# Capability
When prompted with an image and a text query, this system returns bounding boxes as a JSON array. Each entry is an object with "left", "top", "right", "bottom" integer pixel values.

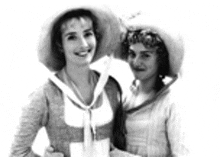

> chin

[{"left": 134, "top": 75, "right": 144, "bottom": 81}]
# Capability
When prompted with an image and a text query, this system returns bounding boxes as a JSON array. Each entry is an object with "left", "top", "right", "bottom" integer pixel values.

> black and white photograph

[{"left": 1, "top": 0, "right": 220, "bottom": 157}]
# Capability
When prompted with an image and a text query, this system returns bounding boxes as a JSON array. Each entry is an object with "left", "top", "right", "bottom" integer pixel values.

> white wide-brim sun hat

[
  {"left": 116, "top": 13, "right": 184, "bottom": 77},
  {"left": 38, "top": 4, "right": 125, "bottom": 71}
]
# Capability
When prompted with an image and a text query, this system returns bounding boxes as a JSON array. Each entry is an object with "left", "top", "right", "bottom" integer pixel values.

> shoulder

[
  {"left": 27, "top": 79, "right": 61, "bottom": 105},
  {"left": 156, "top": 76, "right": 182, "bottom": 105},
  {"left": 157, "top": 81, "right": 186, "bottom": 118}
]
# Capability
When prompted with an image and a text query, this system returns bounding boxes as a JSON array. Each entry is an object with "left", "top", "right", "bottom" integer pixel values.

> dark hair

[
  {"left": 123, "top": 28, "right": 170, "bottom": 90},
  {"left": 45, "top": 9, "right": 99, "bottom": 71}
]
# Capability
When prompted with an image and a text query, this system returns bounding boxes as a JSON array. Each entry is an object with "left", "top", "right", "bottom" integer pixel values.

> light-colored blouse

[{"left": 124, "top": 79, "right": 189, "bottom": 157}]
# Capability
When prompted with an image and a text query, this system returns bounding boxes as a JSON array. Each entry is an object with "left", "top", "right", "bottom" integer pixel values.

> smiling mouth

[
  {"left": 133, "top": 69, "right": 145, "bottom": 73},
  {"left": 75, "top": 49, "right": 91, "bottom": 57},
  {"left": 132, "top": 67, "right": 145, "bottom": 72}
]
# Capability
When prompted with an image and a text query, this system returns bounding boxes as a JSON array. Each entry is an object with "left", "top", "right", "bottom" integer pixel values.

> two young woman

[{"left": 10, "top": 5, "right": 189, "bottom": 157}]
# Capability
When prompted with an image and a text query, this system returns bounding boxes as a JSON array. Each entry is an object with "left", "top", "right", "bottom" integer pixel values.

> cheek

[
  {"left": 91, "top": 37, "right": 97, "bottom": 47},
  {"left": 64, "top": 41, "right": 78, "bottom": 51},
  {"left": 151, "top": 62, "right": 159, "bottom": 73},
  {"left": 127, "top": 55, "right": 134, "bottom": 62},
  {"left": 127, "top": 58, "right": 133, "bottom": 66},
  {"left": 62, "top": 39, "right": 69, "bottom": 49}
]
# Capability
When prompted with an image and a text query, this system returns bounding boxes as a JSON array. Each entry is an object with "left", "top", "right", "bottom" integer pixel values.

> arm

[
  {"left": 108, "top": 76, "right": 127, "bottom": 150},
  {"left": 112, "top": 101, "right": 127, "bottom": 150},
  {"left": 167, "top": 102, "right": 190, "bottom": 157},
  {"left": 10, "top": 88, "right": 48, "bottom": 157}
]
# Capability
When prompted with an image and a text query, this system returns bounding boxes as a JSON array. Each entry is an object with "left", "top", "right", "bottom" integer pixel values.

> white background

[{"left": 1, "top": 0, "right": 220, "bottom": 156}]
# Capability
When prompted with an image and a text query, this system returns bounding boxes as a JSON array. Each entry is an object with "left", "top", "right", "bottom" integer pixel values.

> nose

[
  {"left": 132, "top": 56, "right": 142, "bottom": 67},
  {"left": 78, "top": 36, "right": 88, "bottom": 48}
]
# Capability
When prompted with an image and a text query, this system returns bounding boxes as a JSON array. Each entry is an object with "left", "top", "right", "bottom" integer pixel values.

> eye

[
  {"left": 67, "top": 35, "right": 77, "bottom": 40},
  {"left": 84, "top": 30, "right": 95, "bottom": 38},
  {"left": 141, "top": 52, "right": 150, "bottom": 58},
  {"left": 128, "top": 49, "right": 136, "bottom": 58}
]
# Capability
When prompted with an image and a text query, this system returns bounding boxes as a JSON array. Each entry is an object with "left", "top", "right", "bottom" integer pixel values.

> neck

[
  {"left": 65, "top": 64, "right": 91, "bottom": 86},
  {"left": 139, "top": 76, "right": 157, "bottom": 94}
]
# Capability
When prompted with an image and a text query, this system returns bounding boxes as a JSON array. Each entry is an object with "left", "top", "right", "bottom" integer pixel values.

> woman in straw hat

[
  {"left": 112, "top": 15, "right": 189, "bottom": 157},
  {"left": 10, "top": 5, "right": 124, "bottom": 157}
]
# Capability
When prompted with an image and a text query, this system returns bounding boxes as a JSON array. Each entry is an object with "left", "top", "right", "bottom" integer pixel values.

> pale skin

[
  {"left": 44, "top": 16, "right": 97, "bottom": 157},
  {"left": 61, "top": 16, "right": 97, "bottom": 105}
]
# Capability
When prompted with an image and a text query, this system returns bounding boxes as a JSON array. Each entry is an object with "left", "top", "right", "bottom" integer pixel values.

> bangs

[{"left": 126, "top": 29, "right": 164, "bottom": 49}]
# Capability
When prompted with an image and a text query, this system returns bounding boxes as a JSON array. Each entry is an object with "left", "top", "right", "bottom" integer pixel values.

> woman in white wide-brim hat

[
  {"left": 10, "top": 4, "right": 124, "bottom": 157},
  {"left": 113, "top": 14, "right": 190, "bottom": 157}
]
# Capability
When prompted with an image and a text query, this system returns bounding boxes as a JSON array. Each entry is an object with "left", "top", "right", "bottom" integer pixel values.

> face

[
  {"left": 128, "top": 43, "right": 159, "bottom": 82},
  {"left": 61, "top": 17, "right": 97, "bottom": 67}
]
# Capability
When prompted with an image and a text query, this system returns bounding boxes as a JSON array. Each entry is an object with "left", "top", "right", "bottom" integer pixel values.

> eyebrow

[
  {"left": 129, "top": 47, "right": 154, "bottom": 53},
  {"left": 140, "top": 50, "right": 154, "bottom": 54},
  {"left": 64, "top": 32, "right": 76, "bottom": 37},
  {"left": 63, "top": 27, "right": 93, "bottom": 37},
  {"left": 84, "top": 27, "right": 93, "bottom": 32}
]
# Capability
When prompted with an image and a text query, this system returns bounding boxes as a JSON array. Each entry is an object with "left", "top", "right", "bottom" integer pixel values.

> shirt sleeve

[
  {"left": 9, "top": 88, "right": 48, "bottom": 157},
  {"left": 167, "top": 100, "right": 190, "bottom": 157}
]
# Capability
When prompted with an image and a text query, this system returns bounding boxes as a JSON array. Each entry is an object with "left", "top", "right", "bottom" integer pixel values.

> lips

[
  {"left": 74, "top": 49, "right": 91, "bottom": 57},
  {"left": 132, "top": 66, "right": 146, "bottom": 72}
]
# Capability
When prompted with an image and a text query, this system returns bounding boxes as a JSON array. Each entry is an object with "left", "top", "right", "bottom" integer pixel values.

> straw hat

[
  {"left": 116, "top": 13, "right": 184, "bottom": 77},
  {"left": 38, "top": 4, "right": 125, "bottom": 71}
]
